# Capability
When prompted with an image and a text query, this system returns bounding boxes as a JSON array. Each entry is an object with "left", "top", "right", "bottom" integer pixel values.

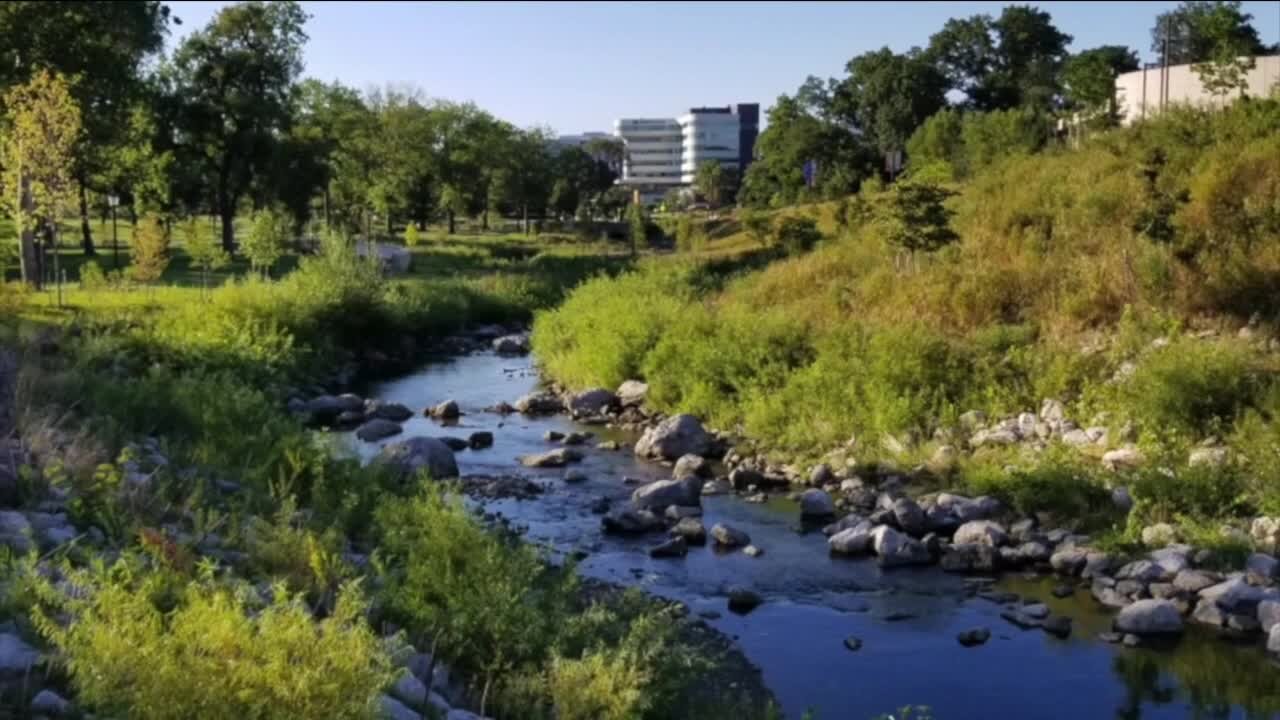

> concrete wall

[{"left": 1116, "top": 55, "right": 1280, "bottom": 126}]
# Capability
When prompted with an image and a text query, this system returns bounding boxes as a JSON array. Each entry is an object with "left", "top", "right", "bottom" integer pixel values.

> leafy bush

[
  {"left": 1120, "top": 339, "right": 1261, "bottom": 439},
  {"left": 80, "top": 259, "right": 108, "bottom": 290},
  {"left": 32, "top": 559, "right": 393, "bottom": 720},
  {"left": 129, "top": 214, "right": 170, "bottom": 284},
  {"left": 740, "top": 209, "right": 772, "bottom": 247},
  {"left": 772, "top": 215, "right": 821, "bottom": 256},
  {"left": 403, "top": 223, "right": 422, "bottom": 246},
  {"left": 1128, "top": 461, "right": 1249, "bottom": 522},
  {"left": 962, "top": 451, "right": 1115, "bottom": 528}
]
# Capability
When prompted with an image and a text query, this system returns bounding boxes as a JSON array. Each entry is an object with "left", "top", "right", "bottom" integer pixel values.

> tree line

[
  {"left": 739, "top": 0, "right": 1273, "bottom": 208},
  {"left": 0, "top": 1, "right": 627, "bottom": 286}
]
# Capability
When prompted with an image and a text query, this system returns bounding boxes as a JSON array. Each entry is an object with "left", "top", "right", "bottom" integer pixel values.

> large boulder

[
  {"left": 514, "top": 392, "right": 565, "bottom": 415},
  {"left": 871, "top": 525, "right": 931, "bottom": 567},
  {"left": 380, "top": 695, "right": 421, "bottom": 720},
  {"left": 0, "top": 511, "right": 34, "bottom": 553},
  {"left": 711, "top": 523, "right": 751, "bottom": 548},
  {"left": 568, "top": 388, "right": 617, "bottom": 417},
  {"left": 302, "top": 394, "right": 365, "bottom": 425},
  {"left": 954, "top": 520, "right": 1008, "bottom": 547},
  {"left": 1141, "top": 523, "right": 1178, "bottom": 548},
  {"left": 378, "top": 437, "right": 459, "bottom": 479},
  {"left": 935, "top": 494, "right": 1000, "bottom": 523},
  {"left": 430, "top": 399, "right": 461, "bottom": 420},
  {"left": 1199, "top": 576, "right": 1266, "bottom": 615},
  {"left": 670, "top": 517, "right": 707, "bottom": 545},
  {"left": 1103, "top": 446, "right": 1145, "bottom": 471},
  {"left": 601, "top": 509, "right": 663, "bottom": 535},
  {"left": 828, "top": 520, "right": 875, "bottom": 555},
  {"left": 941, "top": 543, "right": 999, "bottom": 573},
  {"left": 1247, "top": 553, "right": 1279, "bottom": 584},
  {"left": 1114, "top": 599, "right": 1184, "bottom": 635},
  {"left": 369, "top": 401, "right": 414, "bottom": 422},
  {"left": 632, "top": 477, "right": 703, "bottom": 511},
  {"left": 356, "top": 418, "right": 403, "bottom": 442},
  {"left": 634, "top": 414, "right": 713, "bottom": 461},
  {"left": 673, "top": 454, "right": 711, "bottom": 479},
  {"left": 617, "top": 380, "right": 649, "bottom": 407},
  {"left": 799, "top": 489, "right": 836, "bottom": 519},
  {"left": 892, "top": 497, "right": 927, "bottom": 536}
]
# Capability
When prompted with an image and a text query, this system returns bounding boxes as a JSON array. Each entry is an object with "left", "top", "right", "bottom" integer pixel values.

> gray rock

[
  {"left": 1042, "top": 615, "right": 1073, "bottom": 638},
  {"left": 711, "top": 523, "right": 751, "bottom": 548},
  {"left": 0, "top": 633, "right": 38, "bottom": 677},
  {"left": 743, "top": 544, "right": 764, "bottom": 558},
  {"left": 518, "top": 448, "right": 583, "bottom": 468},
  {"left": 563, "top": 469, "right": 588, "bottom": 484},
  {"left": 437, "top": 436, "right": 469, "bottom": 451},
  {"left": 954, "top": 520, "right": 1008, "bottom": 547},
  {"left": 1259, "top": 599, "right": 1280, "bottom": 633},
  {"left": 1114, "top": 599, "right": 1184, "bottom": 635},
  {"left": 30, "top": 690, "right": 70, "bottom": 717},
  {"left": 871, "top": 525, "right": 932, "bottom": 567},
  {"left": 800, "top": 489, "right": 836, "bottom": 519},
  {"left": 617, "top": 380, "right": 649, "bottom": 407},
  {"left": 1111, "top": 486, "right": 1134, "bottom": 513},
  {"left": 891, "top": 497, "right": 927, "bottom": 536},
  {"left": 673, "top": 454, "right": 711, "bottom": 479},
  {"left": 514, "top": 392, "right": 564, "bottom": 415},
  {"left": 971, "top": 428, "right": 1018, "bottom": 447},
  {"left": 561, "top": 431, "right": 591, "bottom": 445},
  {"left": 1092, "top": 581, "right": 1130, "bottom": 609},
  {"left": 468, "top": 431, "right": 494, "bottom": 449},
  {"left": 1192, "top": 598, "right": 1228, "bottom": 627},
  {"left": 0, "top": 511, "right": 33, "bottom": 553},
  {"left": 380, "top": 694, "right": 421, "bottom": 720},
  {"left": 1269, "top": 624, "right": 1280, "bottom": 656},
  {"left": 828, "top": 521, "right": 875, "bottom": 555},
  {"left": 670, "top": 518, "right": 707, "bottom": 545},
  {"left": 729, "top": 467, "right": 764, "bottom": 491},
  {"left": 1141, "top": 523, "right": 1178, "bottom": 548},
  {"left": 1247, "top": 553, "right": 1279, "bottom": 584},
  {"left": 1253, "top": 517, "right": 1280, "bottom": 553},
  {"left": 601, "top": 509, "right": 663, "bottom": 535},
  {"left": 356, "top": 418, "right": 403, "bottom": 442},
  {"left": 1149, "top": 545, "right": 1192, "bottom": 576},
  {"left": 727, "top": 589, "right": 763, "bottom": 614},
  {"left": 1061, "top": 429, "right": 1093, "bottom": 447},
  {"left": 1083, "top": 552, "right": 1116, "bottom": 579},
  {"left": 634, "top": 414, "right": 713, "bottom": 461},
  {"left": 1050, "top": 546, "right": 1089, "bottom": 575},
  {"left": 392, "top": 672, "right": 429, "bottom": 708},
  {"left": 957, "top": 627, "right": 991, "bottom": 647},
  {"left": 1116, "top": 559, "right": 1168, "bottom": 584},
  {"left": 1173, "top": 569, "right": 1219, "bottom": 594},
  {"left": 843, "top": 636, "right": 863, "bottom": 651},
  {"left": 568, "top": 388, "right": 617, "bottom": 417},
  {"left": 810, "top": 464, "right": 835, "bottom": 486},
  {"left": 940, "top": 543, "right": 999, "bottom": 573},
  {"left": 431, "top": 400, "right": 461, "bottom": 419},
  {"left": 446, "top": 710, "right": 485, "bottom": 720},
  {"left": 369, "top": 402, "right": 414, "bottom": 422},
  {"left": 1103, "top": 446, "right": 1145, "bottom": 471},
  {"left": 632, "top": 477, "right": 703, "bottom": 511},
  {"left": 1022, "top": 603, "right": 1050, "bottom": 619},
  {"left": 1188, "top": 446, "right": 1229, "bottom": 468},
  {"left": 1199, "top": 577, "right": 1265, "bottom": 615},
  {"left": 493, "top": 334, "right": 530, "bottom": 355},
  {"left": 377, "top": 437, "right": 459, "bottom": 479},
  {"left": 649, "top": 537, "right": 688, "bottom": 558}
]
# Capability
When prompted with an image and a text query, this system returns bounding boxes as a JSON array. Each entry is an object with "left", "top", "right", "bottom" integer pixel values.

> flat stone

[{"left": 1114, "top": 599, "right": 1184, "bottom": 635}]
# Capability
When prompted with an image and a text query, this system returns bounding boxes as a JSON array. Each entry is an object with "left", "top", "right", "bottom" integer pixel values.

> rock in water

[
  {"left": 568, "top": 388, "right": 617, "bottom": 416},
  {"left": 634, "top": 414, "right": 713, "bottom": 461},
  {"left": 518, "top": 448, "right": 583, "bottom": 468},
  {"left": 493, "top": 334, "right": 530, "bottom": 355},
  {"left": 632, "top": 477, "right": 703, "bottom": 510},
  {"left": 1114, "top": 599, "right": 1184, "bottom": 636},
  {"left": 355, "top": 418, "right": 403, "bottom": 442},
  {"left": 378, "top": 437, "right": 459, "bottom": 479},
  {"left": 953, "top": 520, "right": 1008, "bottom": 547},
  {"left": 843, "top": 636, "right": 863, "bottom": 651},
  {"left": 514, "top": 392, "right": 565, "bottom": 415},
  {"left": 369, "top": 401, "right": 414, "bottom": 422},
  {"left": 727, "top": 589, "right": 763, "bottom": 614},
  {"left": 711, "top": 523, "right": 751, "bottom": 548},
  {"left": 799, "top": 489, "right": 836, "bottom": 519},
  {"left": 467, "top": 431, "right": 494, "bottom": 449},
  {"left": 671, "top": 518, "right": 707, "bottom": 545},
  {"left": 649, "top": 537, "right": 688, "bottom": 558},
  {"left": 957, "top": 628, "right": 991, "bottom": 647},
  {"left": 431, "top": 399, "right": 460, "bottom": 419}
]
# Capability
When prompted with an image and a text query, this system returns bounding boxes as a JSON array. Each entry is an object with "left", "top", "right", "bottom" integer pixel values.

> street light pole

[{"left": 107, "top": 194, "right": 119, "bottom": 270}]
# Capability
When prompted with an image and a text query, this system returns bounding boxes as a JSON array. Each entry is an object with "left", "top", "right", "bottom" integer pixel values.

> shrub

[
  {"left": 403, "top": 223, "right": 422, "bottom": 247},
  {"left": 1120, "top": 338, "right": 1260, "bottom": 439},
  {"left": 1128, "top": 460, "right": 1249, "bottom": 522},
  {"left": 962, "top": 451, "right": 1115, "bottom": 528},
  {"left": 772, "top": 215, "right": 821, "bottom": 256},
  {"left": 32, "top": 559, "right": 393, "bottom": 720},
  {"left": 130, "top": 214, "right": 170, "bottom": 284},
  {"left": 80, "top": 259, "right": 108, "bottom": 290},
  {"left": 740, "top": 209, "right": 772, "bottom": 247},
  {"left": 243, "top": 207, "right": 292, "bottom": 277},
  {"left": 879, "top": 180, "right": 958, "bottom": 257},
  {"left": 675, "top": 214, "right": 705, "bottom": 252}
]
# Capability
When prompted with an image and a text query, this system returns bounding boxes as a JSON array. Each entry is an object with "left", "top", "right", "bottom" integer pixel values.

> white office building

[{"left": 614, "top": 104, "right": 759, "bottom": 205}]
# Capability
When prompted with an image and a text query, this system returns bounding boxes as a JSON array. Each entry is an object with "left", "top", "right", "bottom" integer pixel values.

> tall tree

[
  {"left": 1062, "top": 46, "right": 1140, "bottom": 124},
  {"left": 927, "top": 6, "right": 1071, "bottom": 111},
  {"left": 169, "top": 1, "right": 309, "bottom": 251},
  {"left": 1151, "top": 1, "right": 1264, "bottom": 65},
  {"left": 1190, "top": 2, "right": 1262, "bottom": 100},
  {"left": 0, "top": 2, "right": 171, "bottom": 256},
  {"left": 1, "top": 71, "right": 82, "bottom": 287},
  {"left": 832, "top": 47, "right": 948, "bottom": 155}
]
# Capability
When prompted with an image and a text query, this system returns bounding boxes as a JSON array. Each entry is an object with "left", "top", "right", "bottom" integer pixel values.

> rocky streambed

[{"left": 318, "top": 342, "right": 1280, "bottom": 719}]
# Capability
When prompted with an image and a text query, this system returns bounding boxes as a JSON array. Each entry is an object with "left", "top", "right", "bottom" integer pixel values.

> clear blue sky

[{"left": 167, "top": 1, "right": 1280, "bottom": 134}]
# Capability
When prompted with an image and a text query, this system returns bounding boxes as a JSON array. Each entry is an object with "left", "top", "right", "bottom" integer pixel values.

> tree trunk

[
  {"left": 481, "top": 208, "right": 489, "bottom": 231},
  {"left": 447, "top": 210, "right": 455, "bottom": 235},
  {"left": 78, "top": 175, "right": 96, "bottom": 256},
  {"left": 17, "top": 173, "right": 40, "bottom": 288},
  {"left": 522, "top": 204, "right": 529, "bottom": 235}
]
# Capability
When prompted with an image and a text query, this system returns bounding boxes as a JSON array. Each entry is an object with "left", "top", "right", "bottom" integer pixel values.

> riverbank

[{"left": 0, "top": 235, "right": 790, "bottom": 720}]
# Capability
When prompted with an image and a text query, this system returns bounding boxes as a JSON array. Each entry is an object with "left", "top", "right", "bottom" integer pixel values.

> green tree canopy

[
  {"left": 1062, "top": 46, "right": 1140, "bottom": 123},
  {"left": 1151, "top": 1, "right": 1265, "bottom": 65}
]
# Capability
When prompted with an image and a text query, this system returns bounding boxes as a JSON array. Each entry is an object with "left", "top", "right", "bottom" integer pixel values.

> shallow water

[{"left": 334, "top": 351, "right": 1280, "bottom": 720}]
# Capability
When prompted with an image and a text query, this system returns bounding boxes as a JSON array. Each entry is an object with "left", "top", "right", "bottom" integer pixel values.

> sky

[{"left": 166, "top": 1, "right": 1280, "bottom": 135}]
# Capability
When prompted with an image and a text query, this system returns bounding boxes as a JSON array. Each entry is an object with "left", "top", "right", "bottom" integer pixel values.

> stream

[{"left": 333, "top": 350, "right": 1280, "bottom": 719}]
